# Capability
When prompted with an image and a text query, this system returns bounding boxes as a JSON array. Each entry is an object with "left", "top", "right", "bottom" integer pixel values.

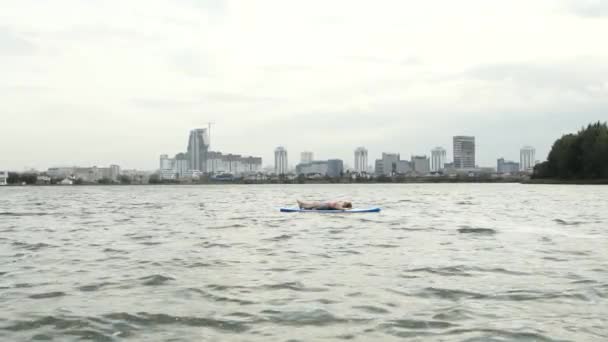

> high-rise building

[
  {"left": 431, "top": 147, "right": 447, "bottom": 172},
  {"left": 354, "top": 147, "right": 368, "bottom": 174},
  {"left": 411, "top": 155, "right": 430, "bottom": 175},
  {"left": 274, "top": 146, "right": 288, "bottom": 175},
  {"left": 375, "top": 153, "right": 400, "bottom": 176},
  {"left": 301, "top": 151, "right": 314, "bottom": 164},
  {"left": 187, "top": 128, "right": 210, "bottom": 172},
  {"left": 497, "top": 158, "right": 519, "bottom": 174},
  {"left": 160, "top": 154, "right": 173, "bottom": 170},
  {"left": 520, "top": 146, "right": 536, "bottom": 173},
  {"left": 453, "top": 136, "right": 475, "bottom": 169}
]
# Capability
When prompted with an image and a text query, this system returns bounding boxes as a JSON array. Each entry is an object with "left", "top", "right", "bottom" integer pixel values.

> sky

[{"left": 1, "top": 0, "right": 607, "bottom": 171}]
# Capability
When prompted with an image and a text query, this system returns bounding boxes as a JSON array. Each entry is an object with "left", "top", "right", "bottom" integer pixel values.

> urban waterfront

[{"left": 1, "top": 184, "right": 607, "bottom": 341}]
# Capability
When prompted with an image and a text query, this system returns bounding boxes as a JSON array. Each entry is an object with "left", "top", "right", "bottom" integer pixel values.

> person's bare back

[{"left": 297, "top": 200, "right": 352, "bottom": 210}]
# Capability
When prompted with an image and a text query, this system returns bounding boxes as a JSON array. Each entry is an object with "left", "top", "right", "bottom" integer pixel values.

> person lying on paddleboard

[{"left": 297, "top": 200, "right": 353, "bottom": 210}]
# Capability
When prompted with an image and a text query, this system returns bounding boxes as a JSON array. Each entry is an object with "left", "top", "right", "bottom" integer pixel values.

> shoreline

[{"left": 3, "top": 178, "right": 607, "bottom": 187}]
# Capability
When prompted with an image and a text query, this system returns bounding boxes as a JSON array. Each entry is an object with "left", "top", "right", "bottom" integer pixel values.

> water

[{"left": 1, "top": 184, "right": 607, "bottom": 341}]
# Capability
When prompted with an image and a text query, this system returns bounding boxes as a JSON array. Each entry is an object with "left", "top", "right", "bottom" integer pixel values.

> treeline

[
  {"left": 534, "top": 122, "right": 608, "bottom": 180},
  {"left": 6, "top": 172, "right": 38, "bottom": 185}
]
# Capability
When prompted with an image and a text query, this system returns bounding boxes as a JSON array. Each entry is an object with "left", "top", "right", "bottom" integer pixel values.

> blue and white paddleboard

[{"left": 280, "top": 207, "right": 381, "bottom": 213}]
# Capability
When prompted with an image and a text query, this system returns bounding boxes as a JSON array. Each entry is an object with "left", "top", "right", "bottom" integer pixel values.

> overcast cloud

[{"left": 1, "top": 0, "right": 607, "bottom": 171}]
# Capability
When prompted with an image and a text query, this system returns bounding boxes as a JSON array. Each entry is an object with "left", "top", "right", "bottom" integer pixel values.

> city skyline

[{"left": 2, "top": 1, "right": 607, "bottom": 171}]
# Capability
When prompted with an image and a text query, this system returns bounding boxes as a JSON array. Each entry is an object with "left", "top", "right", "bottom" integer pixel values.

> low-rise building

[
  {"left": 296, "top": 159, "right": 344, "bottom": 177},
  {"left": 497, "top": 158, "right": 519, "bottom": 174},
  {"left": 411, "top": 155, "right": 430, "bottom": 175},
  {"left": 207, "top": 152, "right": 262, "bottom": 175}
]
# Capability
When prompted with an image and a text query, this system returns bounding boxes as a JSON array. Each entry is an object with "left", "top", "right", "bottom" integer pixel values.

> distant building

[
  {"left": 160, "top": 154, "right": 173, "bottom": 170},
  {"left": 497, "top": 158, "right": 519, "bottom": 174},
  {"left": 73, "top": 166, "right": 117, "bottom": 182},
  {"left": 375, "top": 153, "right": 400, "bottom": 176},
  {"left": 411, "top": 155, "right": 430, "bottom": 175},
  {"left": 327, "top": 159, "right": 344, "bottom": 178},
  {"left": 300, "top": 151, "right": 314, "bottom": 164},
  {"left": 453, "top": 136, "right": 475, "bottom": 169},
  {"left": 520, "top": 146, "right": 536, "bottom": 173},
  {"left": 396, "top": 160, "right": 411, "bottom": 174},
  {"left": 274, "top": 146, "right": 288, "bottom": 175},
  {"left": 354, "top": 147, "right": 368, "bottom": 174},
  {"left": 188, "top": 128, "right": 210, "bottom": 172},
  {"left": 296, "top": 161, "right": 328, "bottom": 175},
  {"left": 295, "top": 159, "right": 344, "bottom": 177},
  {"left": 431, "top": 147, "right": 447, "bottom": 172},
  {"left": 47, "top": 167, "right": 74, "bottom": 179},
  {"left": 207, "top": 152, "right": 262, "bottom": 175},
  {"left": 0, "top": 170, "right": 7, "bottom": 185}
]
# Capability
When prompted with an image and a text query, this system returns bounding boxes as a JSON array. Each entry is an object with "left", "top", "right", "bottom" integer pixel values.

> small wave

[
  {"left": 416, "top": 287, "right": 487, "bottom": 301},
  {"left": 78, "top": 282, "right": 114, "bottom": 292},
  {"left": 0, "top": 212, "right": 51, "bottom": 216},
  {"left": 457, "top": 227, "right": 496, "bottom": 235},
  {"left": 139, "top": 275, "right": 174, "bottom": 286},
  {"left": 12, "top": 241, "right": 54, "bottom": 251},
  {"left": 407, "top": 266, "right": 473, "bottom": 277},
  {"left": 456, "top": 201, "right": 475, "bottom": 206},
  {"left": 261, "top": 309, "right": 361, "bottom": 326},
  {"left": 208, "top": 224, "right": 247, "bottom": 229},
  {"left": 493, "top": 289, "right": 589, "bottom": 302},
  {"left": 432, "top": 309, "right": 474, "bottom": 321},
  {"left": 554, "top": 219, "right": 583, "bottom": 226},
  {"left": 102, "top": 248, "right": 128, "bottom": 254},
  {"left": 29, "top": 291, "right": 66, "bottom": 299},
  {"left": 263, "top": 281, "right": 328, "bottom": 292},
  {"left": 352, "top": 305, "right": 390, "bottom": 314},
  {"left": 197, "top": 242, "right": 231, "bottom": 248},
  {"left": 103, "top": 312, "right": 250, "bottom": 332},
  {"left": 187, "top": 288, "right": 256, "bottom": 305},
  {"left": 383, "top": 319, "right": 456, "bottom": 330},
  {"left": 438, "top": 328, "right": 559, "bottom": 341},
  {"left": 264, "top": 234, "right": 293, "bottom": 241}
]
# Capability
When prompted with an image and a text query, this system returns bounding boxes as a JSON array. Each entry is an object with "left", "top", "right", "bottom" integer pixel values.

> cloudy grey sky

[{"left": 1, "top": 0, "right": 607, "bottom": 171}]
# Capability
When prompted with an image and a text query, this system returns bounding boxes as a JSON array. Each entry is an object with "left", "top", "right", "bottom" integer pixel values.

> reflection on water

[{"left": 0, "top": 184, "right": 607, "bottom": 341}]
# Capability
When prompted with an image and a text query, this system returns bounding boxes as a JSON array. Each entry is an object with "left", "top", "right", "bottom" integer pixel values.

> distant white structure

[
  {"left": 300, "top": 151, "right": 314, "bottom": 164},
  {"left": 520, "top": 146, "right": 536, "bottom": 173},
  {"left": 354, "top": 147, "right": 368, "bottom": 174},
  {"left": 60, "top": 178, "right": 73, "bottom": 185},
  {"left": 0, "top": 171, "right": 8, "bottom": 185},
  {"left": 274, "top": 146, "right": 288, "bottom": 175},
  {"left": 431, "top": 147, "right": 447, "bottom": 172}
]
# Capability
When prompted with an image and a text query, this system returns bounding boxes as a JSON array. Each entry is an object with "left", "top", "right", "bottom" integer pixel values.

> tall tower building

[
  {"left": 453, "top": 136, "right": 475, "bottom": 169},
  {"left": 300, "top": 151, "right": 314, "bottom": 164},
  {"left": 274, "top": 146, "right": 288, "bottom": 175},
  {"left": 431, "top": 147, "right": 447, "bottom": 172},
  {"left": 354, "top": 147, "right": 368, "bottom": 174},
  {"left": 187, "top": 128, "right": 210, "bottom": 172},
  {"left": 520, "top": 146, "right": 536, "bottom": 173}
]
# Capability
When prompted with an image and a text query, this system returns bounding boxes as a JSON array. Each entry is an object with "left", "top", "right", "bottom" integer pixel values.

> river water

[{"left": 0, "top": 184, "right": 607, "bottom": 341}]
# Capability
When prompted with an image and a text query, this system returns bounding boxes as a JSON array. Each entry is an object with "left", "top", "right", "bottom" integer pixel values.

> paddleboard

[{"left": 280, "top": 207, "right": 381, "bottom": 213}]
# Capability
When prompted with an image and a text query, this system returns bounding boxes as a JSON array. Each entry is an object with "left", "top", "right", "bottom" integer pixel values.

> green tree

[
  {"left": 119, "top": 175, "right": 132, "bottom": 184},
  {"left": 535, "top": 122, "right": 608, "bottom": 179}
]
